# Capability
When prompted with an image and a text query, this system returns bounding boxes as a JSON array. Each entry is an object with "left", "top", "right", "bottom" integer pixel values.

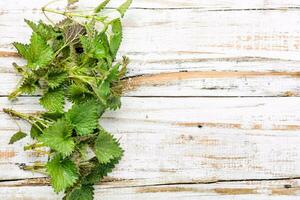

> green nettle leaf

[
  {"left": 13, "top": 42, "right": 29, "bottom": 58},
  {"left": 42, "top": 112, "right": 64, "bottom": 121},
  {"left": 108, "top": 96, "right": 121, "bottom": 110},
  {"left": 67, "top": 0, "right": 79, "bottom": 6},
  {"left": 109, "top": 19, "right": 122, "bottom": 59},
  {"left": 67, "top": 84, "right": 93, "bottom": 103},
  {"left": 66, "top": 101, "right": 101, "bottom": 135},
  {"left": 107, "top": 63, "right": 121, "bottom": 82},
  {"left": 39, "top": 119, "right": 75, "bottom": 156},
  {"left": 94, "top": 0, "right": 110, "bottom": 13},
  {"left": 30, "top": 122, "right": 44, "bottom": 138},
  {"left": 117, "top": 0, "right": 132, "bottom": 17},
  {"left": 65, "top": 185, "right": 94, "bottom": 200},
  {"left": 16, "top": 33, "right": 54, "bottom": 70},
  {"left": 83, "top": 157, "right": 121, "bottom": 184},
  {"left": 40, "top": 87, "right": 65, "bottom": 113},
  {"left": 47, "top": 71, "right": 68, "bottom": 89},
  {"left": 19, "top": 75, "right": 38, "bottom": 94},
  {"left": 80, "top": 36, "right": 94, "bottom": 56},
  {"left": 47, "top": 154, "right": 79, "bottom": 193},
  {"left": 80, "top": 33, "right": 110, "bottom": 59},
  {"left": 96, "top": 80, "right": 110, "bottom": 100},
  {"left": 9, "top": 131, "right": 27, "bottom": 144},
  {"left": 25, "top": 19, "right": 59, "bottom": 41},
  {"left": 94, "top": 130, "right": 123, "bottom": 164}
]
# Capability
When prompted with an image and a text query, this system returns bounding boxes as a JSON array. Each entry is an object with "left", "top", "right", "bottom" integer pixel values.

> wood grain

[
  {"left": 0, "top": 97, "right": 300, "bottom": 183},
  {"left": 1, "top": 70, "right": 300, "bottom": 97},
  {"left": 1, "top": 0, "right": 300, "bottom": 9},
  {"left": 1, "top": 0, "right": 300, "bottom": 199},
  {"left": 2, "top": 9, "right": 300, "bottom": 61},
  {"left": 1, "top": 179, "right": 300, "bottom": 199},
  {"left": 123, "top": 71, "right": 300, "bottom": 97},
  {"left": 1, "top": 8, "right": 300, "bottom": 98}
]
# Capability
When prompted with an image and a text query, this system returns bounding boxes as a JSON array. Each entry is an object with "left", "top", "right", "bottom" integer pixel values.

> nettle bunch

[{"left": 3, "top": 0, "right": 132, "bottom": 199}]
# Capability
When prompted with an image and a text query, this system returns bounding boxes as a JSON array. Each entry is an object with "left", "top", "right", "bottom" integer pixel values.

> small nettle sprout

[{"left": 3, "top": 0, "right": 132, "bottom": 199}]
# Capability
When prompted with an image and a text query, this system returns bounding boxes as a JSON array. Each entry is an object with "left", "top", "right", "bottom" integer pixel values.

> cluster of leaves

[{"left": 3, "top": 0, "right": 132, "bottom": 199}]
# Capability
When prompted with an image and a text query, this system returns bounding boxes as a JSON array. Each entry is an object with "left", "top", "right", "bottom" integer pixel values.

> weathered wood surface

[
  {"left": 2, "top": 179, "right": 300, "bottom": 199},
  {"left": 2, "top": 6, "right": 300, "bottom": 97},
  {"left": 3, "top": 9, "right": 300, "bottom": 61},
  {"left": 2, "top": 70, "right": 300, "bottom": 97},
  {"left": 1, "top": 0, "right": 300, "bottom": 9},
  {"left": 0, "top": 0, "right": 300, "bottom": 199},
  {"left": 0, "top": 0, "right": 300, "bottom": 11},
  {"left": 1, "top": 97, "right": 300, "bottom": 194}
]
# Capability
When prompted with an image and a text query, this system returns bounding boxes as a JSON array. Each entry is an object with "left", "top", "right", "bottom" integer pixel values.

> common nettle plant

[{"left": 3, "top": 0, "right": 132, "bottom": 199}]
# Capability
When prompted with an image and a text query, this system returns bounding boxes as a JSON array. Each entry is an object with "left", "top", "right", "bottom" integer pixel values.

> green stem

[
  {"left": 53, "top": 43, "right": 69, "bottom": 57},
  {"left": 42, "top": 7, "right": 107, "bottom": 22},
  {"left": 3, "top": 108, "right": 33, "bottom": 123},
  {"left": 34, "top": 149, "right": 51, "bottom": 155},
  {"left": 24, "top": 143, "right": 46, "bottom": 151},
  {"left": 33, "top": 122, "right": 46, "bottom": 133},
  {"left": 3, "top": 109, "right": 50, "bottom": 129},
  {"left": 23, "top": 162, "right": 46, "bottom": 169},
  {"left": 79, "top": 161, "right": 94, "bottom": 168},
  {"left": 8, "top": 89, "right": 22, "bottom": 100},
  {"left": 70, "top": 74, "right": 105, "bottom": 103},
  {"left": 21, "top": 163, "right": 48, "bottom": 175},
  {"left": 69, "top": 74, "right": 98, "bottom": 91}
]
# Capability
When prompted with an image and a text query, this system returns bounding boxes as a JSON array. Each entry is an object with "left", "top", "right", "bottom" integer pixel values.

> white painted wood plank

[
  {"left": 0, "top": 97, "right": 300, "bottom": 183},
  {"left": 1, "top": 9, "right": 300, "bottom": 97},
  {"left": 1, "top": 71, "right": 300, "bottom": 97},
  {"left": 1, "top": 0, "right": 300, "bottom": 198},
  {"left": 1, "top": 56, "right": 300, "bottom": 97},
  {"left": 1, "top": 0, "right": 300, "bottom": 9},
  {"left": 1, "top": 179, "right": 300, "bottom": 199},
  {"left": 1, "top": 55, "right": 300, "bottom": 76},
  {"left": 2, "top": 9, "right": 300, "bottom": 61},
  {"left": 124, "top": 72, "right": 300, "bottom": 97}
]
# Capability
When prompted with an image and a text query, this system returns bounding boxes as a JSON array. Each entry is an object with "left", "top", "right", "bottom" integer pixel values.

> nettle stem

[
  {"left": 20, "top": 162, "right": 48, "bottom": 175},
  {"left": 23, "top": 162, "right": 46, "bottom": 169},
  {"left": 42, "top": 5, "right": 118, "bottom": 34},
  {"left": 3, "top": 108, "right": 34, "bottom": 123},
  {"left": 3, "top": 109, "right": 50, "bottom": 129},
  {"left": 42, "top": 7, "right": 107, "bottom": 22},
  {"left": 24, "top": 142, "right": 47, "bottom": 151}
]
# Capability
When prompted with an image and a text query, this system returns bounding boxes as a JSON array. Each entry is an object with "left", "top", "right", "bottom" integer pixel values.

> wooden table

[{"left": 0, "top": 0, "right": 300, "bottom": 199}]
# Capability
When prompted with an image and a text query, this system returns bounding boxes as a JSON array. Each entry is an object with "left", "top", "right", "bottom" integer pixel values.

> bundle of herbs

[{"left": 3, "top": 0, "right": 132, "bottom": 199}]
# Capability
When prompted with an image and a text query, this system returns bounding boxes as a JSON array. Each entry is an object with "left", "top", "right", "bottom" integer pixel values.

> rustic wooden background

[{"left": 1, "top": 0, "right": 300, "bottom": 199}]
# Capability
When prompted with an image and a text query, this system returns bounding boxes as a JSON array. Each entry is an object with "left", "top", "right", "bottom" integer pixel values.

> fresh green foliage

[
  {"left": 80, "top": 33, "right": 110, "bottom": 60},
  {"left": 117, "top": 0, "right": 132, "bottom": 17},
  {"left": 95, "top": 0, "right": 110, "bottom": 13},
  {"left": 68, "top": 0, "right": 79, "bottom": 6},
  {"left": 3, "top": 0, "right": 132, "bottom": 199},
  {"left": 110, "top": 19, "right": 122, "bottom": 59},
  {"left": 38, "top": 119, "right": 75, "bottom": 156},
  {"left": 94, "top": 130, "right": 123, "bottom": 164},
  {"left": 47, "top": 154, "right": 79, "bottom": 192},
  {"left": 25, "top": 19, "right": 59, "bottom": 41},
  {"left": 65, "top": 101, "right": 101, "bottom": 135},
  {"left": 40, "top": 87, "right": 65, "bottom": 113},
  {"left": 9, "top": 131, "right": 27, "bottom": 144},
  {"left": 65, "top": 185, "right": 94, "bottom": 200},
  {"left": 14, "top": 33, "right": 54, "bottom": 70},
  {"left": 46, "top": 70, "right": 68, "bottom": 89},
  {"left": 82, "top": 157, "right": 121, "bottom": 184}
]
